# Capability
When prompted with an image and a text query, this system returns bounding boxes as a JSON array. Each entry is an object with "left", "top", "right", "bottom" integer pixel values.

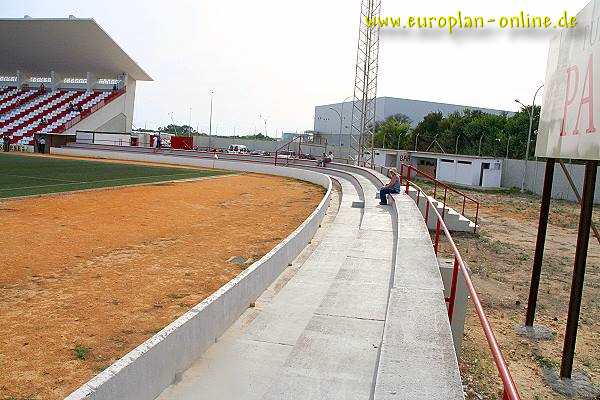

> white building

[{"left": 374, "top": 149, "right": 503, "bottom": 189}]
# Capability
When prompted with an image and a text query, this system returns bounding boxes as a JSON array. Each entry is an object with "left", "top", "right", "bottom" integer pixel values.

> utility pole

[
  {"left": 455, "top": 134, "right": 461, "bottom": 154},
  {"left": 339, "top": 96, "right": 352, "bottom": 149},
  {"left": 209, "top": 89, "right": 214, "bottom": 150},
  {"left": 479, "top": 134, "right": 484, "bottom": 156},
  {"left": 516, "top": 84, "right": 544, "bottom": 192},
  {"left": 259, "top": 114, "right": 268, "bottom": 137}
]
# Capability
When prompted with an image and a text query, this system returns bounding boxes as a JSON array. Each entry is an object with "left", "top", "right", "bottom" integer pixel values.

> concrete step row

[
  {"left": 158, "top": 171, "right": 376, "bottom": 399},
  {"left": 327, "top": 165, "right": 465, "bottom": 400},
  {"left": 405, "top": 186, "right": 477, "bottom": 232}
]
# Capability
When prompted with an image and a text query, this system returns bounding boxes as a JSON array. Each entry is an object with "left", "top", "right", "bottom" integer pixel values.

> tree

[
  {"left": 373, "top": 115, "right": 411, "bottom": 149},
  {"left": 403, "top": 107, "right": 539, "bottom": 158},
  {"left": 211, "top": 132, "right": 276, "bottom": 141},
  {"left": 505, "top": 105, "right": 540, "bottom": 159},
  {"left": 158, "top": 124, "right": 198, "bottom": 136},
  {"left": 410, "top": 112, "right": 444, "bottom": 151}
]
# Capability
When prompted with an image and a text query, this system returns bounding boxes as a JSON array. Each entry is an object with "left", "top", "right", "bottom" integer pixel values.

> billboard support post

[
  {"left": 560, "top": 160, "right": 597, "bottom": 378},
  {"left": 525, "top": 157, "right": 555, "bottom": 327}
]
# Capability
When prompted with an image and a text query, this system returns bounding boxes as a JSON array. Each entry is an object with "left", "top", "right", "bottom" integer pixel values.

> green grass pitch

[{"left": 0, "top": 153, "right": 230, "bottom": 199}]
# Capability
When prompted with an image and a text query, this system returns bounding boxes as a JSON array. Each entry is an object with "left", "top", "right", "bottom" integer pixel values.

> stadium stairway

[
  {"left": 156, "top": 164, "right": 464, "bottom": 400},
  {"left": 403, "top": 186, "right": 477, "bottom": 232}
]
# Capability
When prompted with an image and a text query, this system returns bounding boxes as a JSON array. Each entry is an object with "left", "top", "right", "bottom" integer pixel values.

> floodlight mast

[{"left": 350, "top": 0, "right": 381, "bottom": 167}]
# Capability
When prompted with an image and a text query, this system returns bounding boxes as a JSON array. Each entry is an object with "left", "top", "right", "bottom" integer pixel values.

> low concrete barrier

[{"left": 55, "top": 148, "right": 332, "bottom": 400}]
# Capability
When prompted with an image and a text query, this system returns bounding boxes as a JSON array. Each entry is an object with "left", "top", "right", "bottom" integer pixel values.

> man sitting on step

[{"left": 379, "top": 168, "right": 401, "bottom": 206}]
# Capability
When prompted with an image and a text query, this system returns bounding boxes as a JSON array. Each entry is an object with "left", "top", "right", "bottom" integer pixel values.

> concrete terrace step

[
  {"left": 375, "top": 191, "right": 464, "bottom": 399},
  {"left": 326, "top": 165, "right": 464, "bottom": 399},
  {"left": 158, "top": 172, "right": 377, "bottom": 399},
  {"left": 405, "top": 186, "right": 477, "bottom": 232}
]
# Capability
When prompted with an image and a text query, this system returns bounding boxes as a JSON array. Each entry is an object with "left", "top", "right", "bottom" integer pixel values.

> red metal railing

[
  {"left": 401, "top": 171, "right": 520, "bottom": 400},
  {"left": 397, "top": 162, "right": 480, "bottom": 233},
  {"left": 243, "top": 155, "right": 517, "bottom": 398},
  {"left": 274, "top": 135, "right": 327, "bottom": 166},
  {"left": 55, "top": 88, "right": 126, "bottom": 133}
]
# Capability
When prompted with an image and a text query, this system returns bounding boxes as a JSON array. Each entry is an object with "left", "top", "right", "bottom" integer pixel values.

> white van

[{"left": 227, "top": 144, "right": 250, "bottom": 154}]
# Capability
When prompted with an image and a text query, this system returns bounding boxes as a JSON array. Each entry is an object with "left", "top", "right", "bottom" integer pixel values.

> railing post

[
  {"left": 274, "top": 152, "right": 278, "bottom": 166},
  {"left": 405, "top": 165, "right": 411, "bottom": 194},
  {"left": 416, "top": 188, "right": 420, "bottom": 207},
  {"left": 434, "top": 218, "right": 441, "bottom": 255},
  {"left": 399, "top": 163, "right": 404, "bottom": 185},
  {"left": 474, "top": 202, "right": 480, "bottom": 234},
  {"left": 442, "top": 187, "right": 447, "bottom": 221},
  {"left": 447, "top": 256, "right": 460, "bottom": 322},
  {"left": 462, "top": 197, "right": 466, "bottom": 215},
  {"left": 425, "top": 198, "right": 430, "bottom": 226}
]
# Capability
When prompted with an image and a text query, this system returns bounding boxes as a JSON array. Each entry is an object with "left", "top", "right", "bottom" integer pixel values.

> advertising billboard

[{"left": 536, "top": 1, "right": 600, "bottom": 160}]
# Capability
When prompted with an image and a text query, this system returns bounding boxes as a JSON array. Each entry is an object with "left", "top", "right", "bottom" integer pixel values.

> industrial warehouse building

[{"left": 313, "top": 97, "right": 512, "bottom": 151}]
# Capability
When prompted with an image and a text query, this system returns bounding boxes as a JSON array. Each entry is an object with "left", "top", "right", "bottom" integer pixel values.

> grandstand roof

[{"left": 0, "top": 18, "right": 152, "bottom": 81}]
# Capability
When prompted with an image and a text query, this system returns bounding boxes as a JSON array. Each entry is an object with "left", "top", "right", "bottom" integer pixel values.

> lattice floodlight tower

[{"left": 350, "top": 0, "right": 381, "bottom": 167}]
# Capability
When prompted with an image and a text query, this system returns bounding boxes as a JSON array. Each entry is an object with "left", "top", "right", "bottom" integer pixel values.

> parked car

[
  {"left": 277, "top": 150, "right": 295, "bottom": 158},
  {"left": 227, "top": 144, "right": 250, "bottom": 154}
]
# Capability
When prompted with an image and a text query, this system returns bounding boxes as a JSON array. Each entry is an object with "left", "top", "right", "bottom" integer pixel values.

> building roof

[{"left": 0, "top": 18, "right": 152, "bottom": 81}]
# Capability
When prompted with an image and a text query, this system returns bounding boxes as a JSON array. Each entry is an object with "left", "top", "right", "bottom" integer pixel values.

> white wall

[
  {"left": 436, "top": 159, "right": 455, "bottom": 182},
  {"left": 481, "top": 162, "right": 502, "bottom": 187},
  {"left": 455, "top": 160, "right": 474, "bottom": 186},
  {"left": 423, "top": 156, "right": 502, "bottom": 188},
  {"left": 502, "top": 158, "right": 600, "bottom": 204}
]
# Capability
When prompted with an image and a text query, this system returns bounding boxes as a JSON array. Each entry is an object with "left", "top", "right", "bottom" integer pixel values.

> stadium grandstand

[{"left": 0, "top": 17, "right": 151, "bottom": 151}]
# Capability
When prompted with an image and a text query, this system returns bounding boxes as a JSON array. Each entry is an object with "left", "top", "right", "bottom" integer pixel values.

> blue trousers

[{"left": 379, "top": 187, "right": 399, "bottom": 204}]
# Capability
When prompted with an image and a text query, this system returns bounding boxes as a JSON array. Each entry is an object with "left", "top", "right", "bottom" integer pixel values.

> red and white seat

[{"left": 0, "top": 85, "right": 124, "bottom": 146}]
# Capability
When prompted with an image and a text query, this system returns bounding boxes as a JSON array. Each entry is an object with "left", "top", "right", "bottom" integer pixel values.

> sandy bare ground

[{"left": 0, "top": 173, "right": 324, "bottom": 400}]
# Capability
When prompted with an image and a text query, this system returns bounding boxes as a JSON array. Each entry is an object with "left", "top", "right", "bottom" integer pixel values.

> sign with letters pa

[{"left": 537, "top": 0, "right": 600, "bottom": 160}]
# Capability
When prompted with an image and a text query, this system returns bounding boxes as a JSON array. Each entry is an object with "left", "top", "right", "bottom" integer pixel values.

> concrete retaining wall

[
  {"left": 53, "top": 148, "right": 332, "bottom": 400},
  {"left": 439, "top": 262, "right": 468, "bottom": 358}
]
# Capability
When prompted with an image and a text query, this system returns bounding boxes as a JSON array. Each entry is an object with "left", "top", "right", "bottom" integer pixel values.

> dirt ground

[
  {"left": 432, "top": 186, "right": 600, "bottom": 399},
  {"left": 0, "top": 173, "right": 324, "bottom": 400}
]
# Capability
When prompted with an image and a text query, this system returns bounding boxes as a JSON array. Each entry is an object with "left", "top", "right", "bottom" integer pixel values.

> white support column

[
  {"left": 16, "top": 70, "right": 24, "bottom": 89},
  {"left": 50, "top": 71, "right": 60, "bottom": 91},
  {"left": 86, "top": 72, "right": 96, "bottom": 91},
  {"left": 119, "top": 73, "right": 128, "bottom": 90}
]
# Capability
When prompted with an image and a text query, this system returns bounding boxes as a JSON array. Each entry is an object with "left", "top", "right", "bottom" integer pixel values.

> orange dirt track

[{"left": 0, "top": 173, "right": 324, "bottom": 400}]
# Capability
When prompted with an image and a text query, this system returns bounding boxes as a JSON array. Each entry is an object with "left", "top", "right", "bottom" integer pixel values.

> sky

[{"left": 1, "top": 0, "right": 591, "bottom": 137}]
